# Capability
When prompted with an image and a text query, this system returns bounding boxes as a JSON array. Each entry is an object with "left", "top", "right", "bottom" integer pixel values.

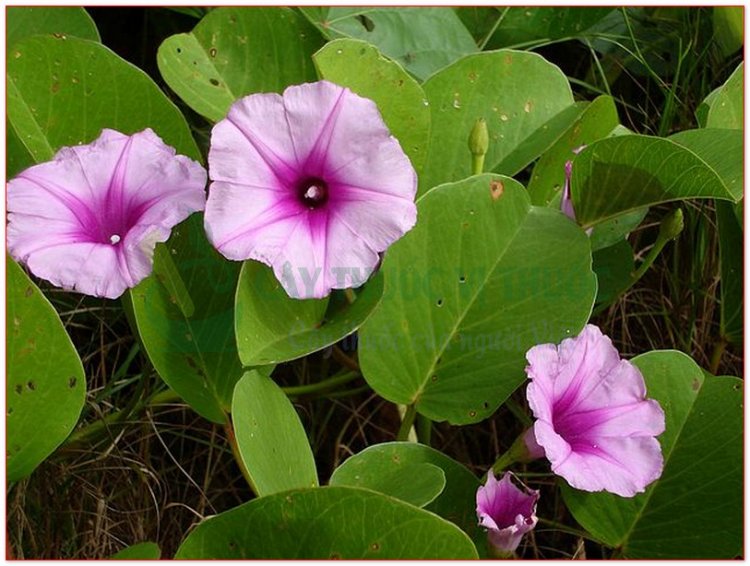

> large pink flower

[
  {"left": 204, "top": 80, "right": 417, "bottom": 300},
  {"left": 476, "top": 472, "right": 539, "bottom": 556},
  {"left": 7, "top": 129, "right": 207, "bottom": 299},
  {"left": 525, "top": 324, "right": 665, "bottom": 497}
]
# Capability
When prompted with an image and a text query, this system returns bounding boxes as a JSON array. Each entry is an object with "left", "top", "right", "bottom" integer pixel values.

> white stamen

[
  {"left": 304, "top": 185, "right": 323, "bottom": 201},
  {"left": 110, "top": 234, "right": 121, "bottom": 245}
]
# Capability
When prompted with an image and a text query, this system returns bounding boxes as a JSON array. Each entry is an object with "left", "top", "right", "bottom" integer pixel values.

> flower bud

[{"left": 468, "top": 118, "right": 489, "bottom": 157}]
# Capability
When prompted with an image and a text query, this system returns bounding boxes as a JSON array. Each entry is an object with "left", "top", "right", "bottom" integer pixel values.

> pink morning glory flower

[
  {"left": 560, "top": 145, "right": 586, "bottom": 223},
  {"left": 204, "top": 80, "right": 417, "bottom": 300},
  {"left": 7, "top": 129, "right": 207, "bottom": 299},
  {"left": 525, "top": 324, "right": 666, "bottom": 497},
  {"left": 476, "top": 471, "right": 539, "bottom": 557}
]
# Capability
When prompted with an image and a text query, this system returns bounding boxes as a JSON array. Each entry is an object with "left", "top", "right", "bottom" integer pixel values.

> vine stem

[
  {"left": 225, "top": 421, "right": 258, "bottom": 496},
  {"left": 396, "top": 404, "right": 417, "bottom": 441}
]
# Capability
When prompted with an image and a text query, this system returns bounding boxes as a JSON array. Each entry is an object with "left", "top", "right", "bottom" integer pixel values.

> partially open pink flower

[
  {"left": 476, "top": 471, "right": 539, "bottom": 556},
  {"left": 525, "top": 324, "right": 665, "bottom": 497},
  {"left": 7, "top": 129, "right": 207, "bottom": 299},
  {"left": 204, "top": 80, "right": 417, "bottom": 299}
]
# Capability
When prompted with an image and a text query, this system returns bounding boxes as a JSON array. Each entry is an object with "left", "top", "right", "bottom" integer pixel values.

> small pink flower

[
  {"left": 204, "top": 80, "right": 417, "bottom": 299},
  {"left": 7, "top": 129, "right": 207, "bottom": 299},
  {"left": 560, "top": 160, "right": 577, "bottom": 221},
  {"left": 476, "top": 472, "right": 539, "bottom": 556},
  {"left": 525, "top": 324, "right": 666, "bottom": 497}
]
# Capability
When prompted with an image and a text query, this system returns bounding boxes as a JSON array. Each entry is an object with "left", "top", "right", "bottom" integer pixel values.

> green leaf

[
  {"left": 232, "top": 371, "right": 318, "bottom": 496},
  {"left": 589, "top": 208, "right": 648, "bottom": 252},
  {"left": 528, "top": 95, "right": 619, "bottom": 206},
  {"left": 706, "top": 62, "right": 743, "bottom": 130},
  {"left": 359, "top": 174, "right": 596, "bottom": 424},
  {"left": 669, "top": 129, "right": 743, "bottom": 199},
  {"left": 235, "top": 261, "right": 383, "bottom": 366},
  {"left": 332, "top": 461, "right": 445, "bottom": 508},
  {"left": 313, "top": 39, "right": 431, "bottom": 174},
  {"left": 175, "top": 486, "right": 478, "bottom": 558},
  {"left": 7, "top": 119, "right": 34, "bottom": 177},
  {"left": 454, "top": 7, "right": 502, "bottom": 44},
  {"left": 563, "top": 351, "right": 742, "bottom": 558},
  {"left": 8, "top": 36, "right": 200, "bottom": 164},
  {"left": 328, "top": 441, "right": 484, "bottom": 553},
  {"left": 713, "top": 7, "right": 744, "bottom": 58},
  {"left": 302, "top": 7, "right": 477, "bottom": 81},
  {"left": 109, "top": 542, "right": 161, "bottom": 560},
  {"left": 716, "top": 201, "right": 743, "bottom": 345},
  {"left": 7, "top": 6, "right": 99, "bottom": 48},
  {"left": 130, "top": 215, "right": 242, "bottom": 424},
  {"left": 483, "top": 7, "right": 614, "bottom": 48},
  {"left": 420, "top": 50, "right": 574, "bottom": 194},
  {"left": 592, "top": 239, "right": 634, "bottom": 304},
  {"left": 570, "top": 136, "right": 738, "bottom": 228},
  {"left": 157, "top": 7, "right": 323, "bottom": 122},
  {"left": 7, "top": 257, "right": 86, "bottom": 481}
]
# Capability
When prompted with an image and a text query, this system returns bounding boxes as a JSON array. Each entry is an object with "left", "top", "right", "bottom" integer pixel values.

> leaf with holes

[
  {"left": 313, "top": 39, "right": 431, "bottom": 173},
  {"left": 7, "top": 257, "right": 86, "bottom": 482},
  {"left": 158, "top": 7, "right": 323, "bottom": 122},
  {"left": 570, "top": 136, "right": 738, "bottom": 229},
  {"left": 130, "top": 215, "right": 242, "bottom": 424},
  {"left": 359, "top": 174, "right": 596, "bottom": 424},
  {"left": 7, "top": 6, "right": 99, "bottom": 48},
  {"left": 232, "top": 371, "right": 318, "bottom": 496},
  {"left": 302, "top": 7, "right": 477, "bottom": 81},
  {"left": 235, "top": 260, "right": 383, "bottom": 366},
  {"left": 420, "top": 50, "right": 574, "bottom": 194},
  {"left": 562, "top": 351, "right": 743, "bottom": 558},
  {"left": 175, "top": 486, "right": 478, "bottom": 558},
  {"left": 329, "top": 441, "right": 485, "bottom": 554},
  {"left": 8, "top": 35, "right": 200, "bottom": 164}
]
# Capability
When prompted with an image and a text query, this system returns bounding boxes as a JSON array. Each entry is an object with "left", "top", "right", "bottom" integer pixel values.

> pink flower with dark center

[
  {"left": 525, "top": 324, "right": 665, "bottom": 497},
  {"left": 204, "top": 80, "right": 417, "bottom": 299},
  {"left": 476, "top": 471, "right": 539, "bottom": 556},
  {"left": 7, "top": 129, "right": 207, "bottom": 299}
]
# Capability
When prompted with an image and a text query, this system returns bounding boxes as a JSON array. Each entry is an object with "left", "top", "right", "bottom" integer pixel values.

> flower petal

[{"left": 552, "top": 435, "right": 664, "bottom": 497}]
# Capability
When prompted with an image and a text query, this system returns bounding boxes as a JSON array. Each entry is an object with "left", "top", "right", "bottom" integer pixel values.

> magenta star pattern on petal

[
  {"left": 525, "top": 324, "right": 666, "bottom": 497},
  {"left": 7, "top": 129, "right": 207, "bottom": 299},
  {"left": 476, "top": 471, "right": 539, "bottom": 556},
  {"left": 204, "top": 80, "right": 418, "bottom": 300}
]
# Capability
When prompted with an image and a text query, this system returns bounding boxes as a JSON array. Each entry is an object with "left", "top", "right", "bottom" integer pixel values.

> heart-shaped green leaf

[
  {"left": 8, "top": 257, "right": 86, "bottom": 481},
  {"left": 329, "top": 441, "right": 483, "bottom": 553},
  {"left": 301, "top": 7, "right": 477, "bottom": 81},
  {"left": 528, "top": 95, "right": 619, "bottom": 206},
  {"left": 420, "top": 50, "right": 574, "bottom": 193},
  {"left": 8, "top": 35, "right": 200, "bottom": 163},
  {"left": 7, "top": 6, "right": 99, "bottom": 48},
  {"left": 175, "top": 486, "right": 478, "bottom": 558},
  {"left": 313, "top": 38, "right": 431, "bottom": 173},
  {"left": 571, "top": 135, "right": 739, "bottom": 228},
  {"left": 563, "top": 351, "right": 742, "bottom": 558},
  {"left": 235, "top": 261, "right": 383, "bottom": 366},
  {"left": 232, "top": 370, "right": 318, "bottom": 496},
  {"left": 158, "top": 7, "right": 323, "bottom": 122},
  {"left": 359, "top": 174, "right": 596, "bottom": 424},
  {"left": 130, "top": 215, "right": 242, "bottom": 424}
]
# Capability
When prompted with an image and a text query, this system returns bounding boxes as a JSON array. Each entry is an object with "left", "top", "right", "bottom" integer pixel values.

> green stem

[
  {"left": 631, "top": 237, "right": 669, "bottom": 284},
  {"left": 471, "top": 153, "right": 485, "bottom": 176},
  {"left": 709, "top": 337, "right": 728, "bottom": 375},
  {"left": 281, "top": 371, "right": 359, "bottom": 396},
  {"left": 478, "top": 7, "right": 509, "bottom": 50},
  {"left": 225, "top": 421, "right": 258, "bottom": 496},
  {"left": 416, "top": 413, "right": 432, "bottom": 446},
  {"left": 396, "top": 404, "right": 417, "bottom": 441}
]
